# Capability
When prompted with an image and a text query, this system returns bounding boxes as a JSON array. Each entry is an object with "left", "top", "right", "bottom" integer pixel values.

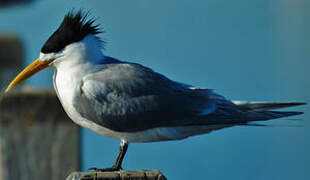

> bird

[{"left": 5, "top": 11, "right": 305, "bottom": 171}]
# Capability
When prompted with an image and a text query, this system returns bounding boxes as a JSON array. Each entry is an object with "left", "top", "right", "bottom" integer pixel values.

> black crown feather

[{"left": 41, "top": 11, "right": 101, "bottom": 53}]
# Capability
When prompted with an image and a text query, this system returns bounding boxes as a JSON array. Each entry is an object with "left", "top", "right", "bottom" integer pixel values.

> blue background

[{"left": 0, "top": 0, "right": 308, "bottom": 179}]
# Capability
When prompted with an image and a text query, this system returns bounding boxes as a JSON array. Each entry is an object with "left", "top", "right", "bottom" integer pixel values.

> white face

[{"left": 39, "top": 35, "right": 104, "bottom": 68}]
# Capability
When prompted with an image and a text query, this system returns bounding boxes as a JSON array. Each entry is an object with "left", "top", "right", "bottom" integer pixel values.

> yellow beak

[{"left": 6, "top": 58, "right": 52, "bottom": 92}]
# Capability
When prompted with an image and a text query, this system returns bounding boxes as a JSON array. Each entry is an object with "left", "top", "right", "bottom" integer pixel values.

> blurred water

[{"left": 0, "top": 0, "right": 308, "bottom": 179}]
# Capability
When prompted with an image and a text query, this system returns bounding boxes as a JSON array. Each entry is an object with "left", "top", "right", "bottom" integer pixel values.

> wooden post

[
  {"left": 0, "top": 88, "right": 80, "bottom": 180},
  {"left": 67, "top": 170, "right": 167, "bottom": 180}
]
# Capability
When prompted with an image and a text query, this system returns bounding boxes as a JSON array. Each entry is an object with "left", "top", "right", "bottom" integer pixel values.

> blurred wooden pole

[
  {"left": 0, "top": 34, "right": 23, "bottom": 90},
  {"left": 0, "top": 89, "right": 80, "bottom": 180},
  {"left": 67, "top": 170, "right": 167, "bottom": 180}
]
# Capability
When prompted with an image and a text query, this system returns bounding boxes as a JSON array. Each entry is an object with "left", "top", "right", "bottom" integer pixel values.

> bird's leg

[
  {"left": 112, "top": 141, "right": 128, "bottom": 170},
  {"left": 89, "top": 141, "right": 128, "bottom": 172}
]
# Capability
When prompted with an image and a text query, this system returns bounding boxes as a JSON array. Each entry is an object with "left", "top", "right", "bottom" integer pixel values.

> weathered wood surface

[
  {"left": 67, "top": 170, "right": 167, "bottom": 180},
  {"left": 0, "top": 88, "right": 80, "bottom": 180}
]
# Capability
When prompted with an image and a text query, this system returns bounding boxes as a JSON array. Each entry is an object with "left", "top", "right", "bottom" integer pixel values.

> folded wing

[{"left": 72, "top": 61, "right": 218, "bottom": 132}]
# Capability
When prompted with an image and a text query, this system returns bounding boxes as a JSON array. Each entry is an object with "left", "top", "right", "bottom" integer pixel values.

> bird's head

[{"left": 6, "top": 10, "right": 103, "bottom": 92}]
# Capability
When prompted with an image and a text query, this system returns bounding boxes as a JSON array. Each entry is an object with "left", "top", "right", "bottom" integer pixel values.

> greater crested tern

[{"left": 6, "top": 11, "right": 305, "bottom": 171}]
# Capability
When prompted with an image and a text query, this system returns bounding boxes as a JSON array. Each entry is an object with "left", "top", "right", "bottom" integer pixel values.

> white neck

[
  {"left": 80, "top": 35, "right": 105, "bottom": 65},
  {"left": 51, "top": 36, "right": 105, "bottom": 118}
]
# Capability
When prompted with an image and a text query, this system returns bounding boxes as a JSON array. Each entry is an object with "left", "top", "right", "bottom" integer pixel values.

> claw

[
  {"left": 88, "top": 165, "right": 122, "bottom": 172},
  {"left": 88, "top": 142, "right": 128, "bottom": 172},
  {"left": 88, "top": 167, "right": 99, "bottom": 171}
]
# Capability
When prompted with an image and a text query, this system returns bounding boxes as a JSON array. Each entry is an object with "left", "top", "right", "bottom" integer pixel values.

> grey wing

[{"left": 72, "top": 62, "right": 219, "bottom": 132}]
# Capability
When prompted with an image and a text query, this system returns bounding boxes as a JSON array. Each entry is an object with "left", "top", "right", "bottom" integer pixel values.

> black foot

[{"left": 88, "top": 166, "right": 122, "bottom": 172}]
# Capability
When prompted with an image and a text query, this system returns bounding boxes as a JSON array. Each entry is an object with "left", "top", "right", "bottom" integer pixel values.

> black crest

[{"left": 41, "top": 10, "right": 101, "bottom": 54}]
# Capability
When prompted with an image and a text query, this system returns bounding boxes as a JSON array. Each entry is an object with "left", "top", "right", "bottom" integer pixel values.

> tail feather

[
  {"left": 232, "top": 101, "right": 306, "bottom": 111},
  {"left": 244, "top": 110, "right": 304, "bottom": 122},
  {"left": 232, "top": 101, "right": 305, "bottom": 122}
]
